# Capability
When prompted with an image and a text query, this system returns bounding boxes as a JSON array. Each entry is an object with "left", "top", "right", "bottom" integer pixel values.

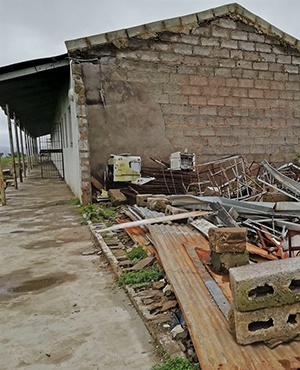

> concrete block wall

[{"left": 85, "top": 15, "right": 300, "bottom": 166}]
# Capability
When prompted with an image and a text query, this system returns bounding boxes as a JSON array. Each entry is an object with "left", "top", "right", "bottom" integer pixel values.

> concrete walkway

[{"left": 0, "top": 169, "right": 158, "bottom": 370}]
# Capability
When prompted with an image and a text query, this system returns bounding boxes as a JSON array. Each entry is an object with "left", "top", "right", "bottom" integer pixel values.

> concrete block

[
  {"left": 230, "top": 258, "right": 300, "bottom": 312},
  {"left": 165, "top": 205, "right": 187, "bottom": 215},
  {"left": 211, "top": 251, "right": 249, "bottom": 274},
  {"left": 147, "top": 197, "right": 170, "bottom": 212},
  {"left": 230, "top": 302, "right": 300, "bottom": 346},
  {"left": 136, "top": 194, "right": 153, "bottom": 207},
  {"left": 209, "top": 228, "right": 247, "bottom": 254}
]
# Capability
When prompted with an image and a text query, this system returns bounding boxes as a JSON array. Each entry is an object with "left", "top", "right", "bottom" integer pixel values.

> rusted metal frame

[
  {"left": 13, "top": 113, "right": 23, "bottom": 182},
  {"left": 242, "top": 219, "right": 282, "bottom": 238},
  {"left": 260, "top": 160, "right": 300, "bottom": 198},
  {"left": 0, "top": 153, "right": 6, "bottom": 205},
  {"left": 6, "top": 104, "right": 18, "bottom": 189},
  {"left": 161, "top": 166, "right": 171, "bottom": 195},
  {"left": 18, "top": 121, "right": 26, "bottom": 178},
  {"left": 258, "top": 177, "right": 299, "bottom": 201}
]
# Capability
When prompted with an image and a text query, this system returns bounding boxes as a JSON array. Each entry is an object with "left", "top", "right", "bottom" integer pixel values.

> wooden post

[
  {"left": 18, "top": 122, "right": 26, "bottom": 178},
  {"left": 0, "top": 154, "right": 6, "bottom": 205},
  {"left": 13, "top": 113, "right": 23, "bottom": 182},
  {"left": 6, "top": 104, "right": 18, "bottom": 189}
]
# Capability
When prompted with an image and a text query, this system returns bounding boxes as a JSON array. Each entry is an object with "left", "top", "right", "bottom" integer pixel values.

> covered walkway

[{"left": 0, "top": 168, "right": 158, "bottom": 369}]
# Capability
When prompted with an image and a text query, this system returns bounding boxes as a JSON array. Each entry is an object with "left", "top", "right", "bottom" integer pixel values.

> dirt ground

[{"left": 0, "top": 169, "right": 159, "bottom": 370}]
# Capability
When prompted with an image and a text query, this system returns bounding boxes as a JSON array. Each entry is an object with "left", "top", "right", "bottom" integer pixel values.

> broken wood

[
  {"left": 108, "top": 188, "right": 127, "bottom": 206},
  {"left": 99, "top": 210, "right": 212, "bottom": 233},
  {"left": 90, "top": 176, "right": 103, "bottom": 191}
]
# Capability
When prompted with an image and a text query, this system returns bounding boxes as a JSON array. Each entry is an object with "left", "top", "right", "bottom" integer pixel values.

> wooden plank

[
  {"left": 99, "top": 211, "right": 212, "bottom": 232},
  {"left": 90, "top": 176, "right": 103, "bottom": 191}
]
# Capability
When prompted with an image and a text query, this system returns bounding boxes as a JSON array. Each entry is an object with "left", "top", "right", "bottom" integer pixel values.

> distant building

[{"left": 1, "top": 3, "right": 300, "bottom": 203}]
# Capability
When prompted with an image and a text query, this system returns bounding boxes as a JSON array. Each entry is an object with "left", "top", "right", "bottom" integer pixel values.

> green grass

[
  {"left": 126, "top": 246, "right": 148, "bottom": 264},
  {"left": 0, "top": 157, "right": 12, "bottom": 169},
  {"left": 118, "top": 268, "right": 164, "bottom": 287},
  {"left": 77, "top": 203, "right": 117, "bottom": 225},
  {"left": 151, "top": 357, "right": 197, "bottom": 370},
  {"left": 67, "top": 198, "right": 81, "bottom": 206}
]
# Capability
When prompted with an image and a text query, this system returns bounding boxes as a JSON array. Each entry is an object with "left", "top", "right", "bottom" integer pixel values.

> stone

[
  {"left": 161, "top": 300, "right": 178, "bottom": 312},
  {"left": 163, "top": 284, "right": 174, "bottom": 296},
  {"left": 230, "top": 258, "right": 300, "bottom": 312},
  {"left": 231, "top": 301, "right": 300, "bottom": 346},
  {"left": 211, "top": 250, "right": 249, "bottom": 274},
  {"left": 171, "top": 325, "right": 188, "bottom": 340},
  {"left": 209, "top": 227, "right": 247, "bottom": 253},
  {"left": 153, "top": 280, "right": 166, "bottom": 290}
]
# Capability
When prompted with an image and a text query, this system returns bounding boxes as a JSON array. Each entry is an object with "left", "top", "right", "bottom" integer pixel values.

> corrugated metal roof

[
  {"left": 66, "top": 3, "right": 300, "bottom": 54},
  {"left": 149, "top": 223, "right": 300, "bottom": 370}
]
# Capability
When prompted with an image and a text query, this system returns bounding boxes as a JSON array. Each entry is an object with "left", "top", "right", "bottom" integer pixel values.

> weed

[
  {"left": 67, "top": 198, "right": 81, "bottom": 206},
  {"left": 126, "top": 246, "right": 148, "bottom": 264},
  {"left": 151, "top": 357, "right": 197, "bottom": 370},
  {"left": 118, "top": 268, "right": 164, "bottom": 287}
]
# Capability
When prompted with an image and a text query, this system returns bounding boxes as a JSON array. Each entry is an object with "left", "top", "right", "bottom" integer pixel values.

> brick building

[{"left": 1, "top": 3, "right": 300, "bottom": 203}]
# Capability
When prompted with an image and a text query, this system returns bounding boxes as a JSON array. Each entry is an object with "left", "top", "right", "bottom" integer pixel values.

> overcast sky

[{"left": 1, "top": 0, "right": 300, "bottom": 148}]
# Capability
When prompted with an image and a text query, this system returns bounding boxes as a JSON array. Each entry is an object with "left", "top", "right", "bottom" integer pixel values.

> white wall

[{"left": 52, "top": 65, "right": 82, "bottom": 199}]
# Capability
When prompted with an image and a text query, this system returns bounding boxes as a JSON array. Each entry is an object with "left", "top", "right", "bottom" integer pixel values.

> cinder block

[
  {"left": 147, "top": 197, "right": 170, "bottom": 212},
  {"left": 230, "top": 258, "right": 300, "bottom": 312},
  {"left": 211, "top": 251, "right": 249, "bottom": 274},
  {"left": 208, "top": 227, "right": 247, "bottom": 253},
  {"left": 165, "top": 205, "right": 187, "bottom": 215},
  {"left": 230, "top": 302, "right": 300, "bottom": 346},
  {"left": 136, "top": 194, "right": 153, "bottom": 207}
]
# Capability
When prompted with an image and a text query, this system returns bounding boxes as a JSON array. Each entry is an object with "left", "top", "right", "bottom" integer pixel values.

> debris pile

[{"left": 92, "top": 155, "right": 300, "bottom": 369}]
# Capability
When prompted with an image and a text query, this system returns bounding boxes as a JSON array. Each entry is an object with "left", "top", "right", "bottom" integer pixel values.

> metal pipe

[
  {"left": 6, "top": 104, "right": 17, "bottom": 189},
  {"left": 0, "top": 153, "right": 6, "bottom": 205},
  {"left": 13, "top": 113, "right": 23, "bottom": 182},
  {"left": 18, "top": 121, "right": 26, "bottom": 178}
]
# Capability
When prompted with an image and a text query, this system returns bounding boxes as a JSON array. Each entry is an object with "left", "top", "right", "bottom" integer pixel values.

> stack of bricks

[
  {"left": 229, "top": 258, "right": 300, "bottom": 346},
  {"left": 208, "top": 227, "right": 249, "bottom": 274}
]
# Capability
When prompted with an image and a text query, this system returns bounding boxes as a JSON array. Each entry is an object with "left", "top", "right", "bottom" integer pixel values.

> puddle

[
  {"left": 11, "top": 276, "right": 63, "bottom": 293},
  {"left": 23, "top": 239, "right": 63, "bottom": 250},
  {"left": 0, "top": 271, "right": 76, "bottom": 299}
]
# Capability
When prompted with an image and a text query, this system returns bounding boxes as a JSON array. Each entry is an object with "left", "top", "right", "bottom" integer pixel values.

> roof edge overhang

[
  {"left": 0, "top": 53, "right": 70, "bottom": 137},
  {"left": 65, "top": 3, "right": 300, "bottom": 53},
  {"left": 0, "top": 53, "right": 69, "bottom": 81}
]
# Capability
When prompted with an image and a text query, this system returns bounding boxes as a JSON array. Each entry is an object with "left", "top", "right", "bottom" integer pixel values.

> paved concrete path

[{"left": 0, "top": 169, "right": 158, "bottom": 370}]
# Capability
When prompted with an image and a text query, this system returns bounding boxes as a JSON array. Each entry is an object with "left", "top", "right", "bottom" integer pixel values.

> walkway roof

[{"left": 0, "top": 54, "right": 69, "bottom": 137}]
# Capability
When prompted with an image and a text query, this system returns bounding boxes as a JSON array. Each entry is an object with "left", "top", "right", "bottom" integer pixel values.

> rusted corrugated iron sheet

[{"left": 149, "top": 224, "right": 300, "bottom": 370}]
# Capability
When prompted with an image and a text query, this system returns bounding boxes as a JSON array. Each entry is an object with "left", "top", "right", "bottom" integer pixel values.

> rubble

[{"left": 90, "top": 154, "right": 300, "bottom": 368}]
